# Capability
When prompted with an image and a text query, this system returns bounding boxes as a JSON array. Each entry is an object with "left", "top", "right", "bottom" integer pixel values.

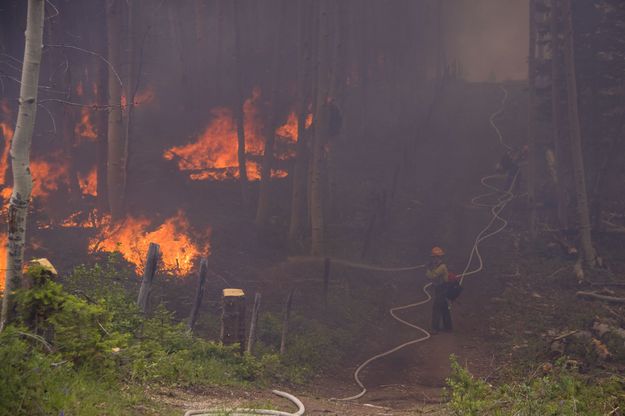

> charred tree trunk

[
  {"left": 255, "top": 1, "right": 287, "bottom": 230},
  {"left": 61, "top": 68, "right": 82, "bottom": 204},
  {"left": 528, "top": 0, "right": 538, "bottom": 239},
  {"left": 310, "top": 0, "right": 332, "bottom": 256},
  {"left": 106, "top": 0, "right": 126, "bottom": 220},
  {"left": 232, "top": 0, "right": 249, "bottom": 203},
  {"left": 561, "top": 0, "right": 596, "bottom": 266},
  {"left": 550, "top": 0, "right": 569, "bottom": 229},
  {"left": 94, "top": 1, "right": 109, "bottom": 210},
  {"left": 1, "top": 0, "right": 45, "bottom": 332},
  {"left": 124, "top": 0, "right": 140, "bottom": 208},
  {"left": 288, "top": 0, "right": 313, "bottom": 248}
]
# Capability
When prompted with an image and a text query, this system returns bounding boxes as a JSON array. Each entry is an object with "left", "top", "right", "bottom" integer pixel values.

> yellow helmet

[{"left": 431, "top": 246, "right": 445, "bottom": 257}]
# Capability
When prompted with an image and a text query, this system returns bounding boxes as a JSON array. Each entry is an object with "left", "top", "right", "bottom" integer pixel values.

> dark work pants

[{"left": 431, "top": 284, "right": 452, "bottom": 331}]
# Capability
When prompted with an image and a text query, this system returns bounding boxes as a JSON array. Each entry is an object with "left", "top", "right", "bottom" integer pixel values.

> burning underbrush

[
  {"left": 164, "top": 87, "right": 305, "bottom": 181},
  {"left": 88, "top": 210, "right": 210, "bottom": 276}
]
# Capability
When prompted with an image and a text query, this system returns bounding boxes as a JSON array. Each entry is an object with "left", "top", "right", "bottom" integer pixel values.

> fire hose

[
  {"left": 183, "top": 85, "right": 514, "bottom": 413},
  {"left": 336, "top": 84, "right": 516, "bottom": 401},
  {"left": 183, "top": 390, "right": 305, "bottom": 416}
]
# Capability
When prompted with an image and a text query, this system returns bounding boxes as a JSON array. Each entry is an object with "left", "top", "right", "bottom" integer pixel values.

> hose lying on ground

[
  {"left": 183, "top": 390, "right": 305, "bottom": 416},
  {"left": 184, "top": 85, "right": 516, "bottom": 412},
  {"left": 337, "top": 84, "right": 517, "bottom": 401}
]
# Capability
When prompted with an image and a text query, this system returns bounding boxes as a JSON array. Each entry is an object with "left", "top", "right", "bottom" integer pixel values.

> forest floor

[
  {"left": 26, "top": 80, "right": 624, "bottom": 415},
  {"left": 156, "top": 81, "right": 536, "bottom": 415}
]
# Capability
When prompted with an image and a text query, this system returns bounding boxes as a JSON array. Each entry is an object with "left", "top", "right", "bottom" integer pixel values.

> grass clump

[{"left": 446, "top": 355, "right": 625, "bottom": 416}]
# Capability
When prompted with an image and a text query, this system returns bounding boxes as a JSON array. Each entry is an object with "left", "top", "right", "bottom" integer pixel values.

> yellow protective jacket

[{"left": 426, "top": 263, "right": 449, "bottom": 286}]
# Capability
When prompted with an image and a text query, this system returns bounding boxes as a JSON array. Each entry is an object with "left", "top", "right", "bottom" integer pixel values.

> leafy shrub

[{"left": 446, "top": 355, "right": 625, "bottom": 415}]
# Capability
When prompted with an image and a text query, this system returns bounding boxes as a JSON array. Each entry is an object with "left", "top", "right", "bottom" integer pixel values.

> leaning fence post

[
  {"left": 246, "top": 292, "right": 262, "bottom": 355},
  {"left": 280, "top": 289, "right": 295, "bottom": 355},
  {"left": 187, "top": 258, "right": 209, "bottom": 333},
  {"left": 137, "top": 242, "right": 160, "bottom": 313},
  {"left": 220, "top": 288, "right": 246, "bottom": 354}
]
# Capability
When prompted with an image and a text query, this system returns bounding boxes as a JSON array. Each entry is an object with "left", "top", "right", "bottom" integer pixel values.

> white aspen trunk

[
  {"left": 0, "top": 0, "right": 45, "bottom": 332},
  {"left": 562, "top": 0, "right": 596, "bottom": 266},
  {"left": 106, "top": 0, "right": 126, "bottom": 220}
]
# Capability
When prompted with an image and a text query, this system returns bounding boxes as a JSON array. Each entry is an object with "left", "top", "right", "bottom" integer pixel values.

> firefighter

[
  {"left": 497, "top": 145, "right": 528, "bottom": 191},
  {"left": 426, "top": 246, "right": 452, "bottom": 334}
]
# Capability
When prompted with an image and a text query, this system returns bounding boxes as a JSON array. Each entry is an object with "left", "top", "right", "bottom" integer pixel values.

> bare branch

[
  {"left": 0, "top": 53, "right": 23, "bottom": 65},
  {"left": 39, "top": 98, "right": 120, "bottom": 110},
  {"left": 37, "top": 103, "right": 57, "bottom": 135},
  {"left": 45, "top": 0, "right": 60, "bottom": 20},
  {"left": 0, "top": 74, "right": 66, "bottom": 95},
  {"left": 44, "top": 44, "right": 124, "bottom": 90}
]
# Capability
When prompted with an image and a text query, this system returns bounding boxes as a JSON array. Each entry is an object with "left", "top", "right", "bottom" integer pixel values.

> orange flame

[
  {"left": 76, "top": 81, "right": 85, "bottom": 97},
  {"left": 30, "top": 158, "right": 70, "bottom": 198},
  {"left": 121, "top": 86, "right": 156, "bottom": 108},
  {"left": 164, "top": 88, "right": 265, "bottom": 181},
  {"left": 74, "top": 107, "right": 97, "bottom": 141},
  {"left": 88, "top": 210, "right": 209, "bottom": 275},
  {"left": 275, "top": 112, "right": 299, "bottom": 142},
  {"left": 165, "top": 88, "right": 308, "bottom": 181},
  {"left": 0, "top": 99, "right": 14, "bottom": 194},
  {"left": 78, "top": 167, "right": 97, "bottom": 197}
]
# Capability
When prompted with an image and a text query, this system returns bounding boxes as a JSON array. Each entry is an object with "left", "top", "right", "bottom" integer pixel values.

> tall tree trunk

[
  {"left": 232, "top": 0, "right": 249, "bottom": 203},
  {"left": 94, "top": 0, "right": 109, "bottom": 210},
  {"left": 310, "top": 0, "right": 333, "bottom": 256},
  {"left": 106, "top": 0, "right": 126, "bottom": 220},
  {"left": 436, "top": 0, "right": 444, "bottom": 80},
  {"left": 550, "top": 0, "right": 568, "bottom": 229},
  {"left": 61, "top": 67, "right": 82, "bottom": 204},
  {"left": 288, "top": 0, "right": 313, "bottom": 248},
  {"left": 562, "top": 0, "right": 596, "bottom": 266},
  {"left": 255, "top": 0, "right": 287, "bottom": 230},
  {"left": 124, "top": 0, "right": 139, "bottom": 207},
  {"left": 358, "top": 0, "right": 368, "bottom": 140},
  {"left": 527, "top": 0, "right": 538, "bottom": 239},
  {"left": 1, "top": 0, "right": 45, "bottom": 332}
]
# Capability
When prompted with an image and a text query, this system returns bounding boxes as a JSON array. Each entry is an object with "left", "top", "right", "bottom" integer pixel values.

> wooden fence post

[
  {"left": 246, "top": 292, "right": 262, "bottom": 354},
  {"left": 280, "top": 289, "right": 295, "bottom": 355},
  {"left": 220, "top": 288, "right": 246, "bottom": 354},
  {"left": 137, "top": 242, "right": 159, "bottom": 313},
  {"left": 187, "top": 258, "right": 208, "bottom": 333}
]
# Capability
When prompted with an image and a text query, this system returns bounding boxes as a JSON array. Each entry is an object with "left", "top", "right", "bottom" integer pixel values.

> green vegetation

[
  {"left": 0, "top": 255, "right": 376, "bottom": 415},
  {"left": 0, "top": 258, "right": 286, "bottom": 415},
  {"left": 446, "top": 355, "right": 624, "bottom": 415}
]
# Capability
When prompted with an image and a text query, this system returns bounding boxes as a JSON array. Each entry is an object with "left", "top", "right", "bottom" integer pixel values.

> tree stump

[{"left": 220, "top": 288, "right": 246, "bottom": 353}]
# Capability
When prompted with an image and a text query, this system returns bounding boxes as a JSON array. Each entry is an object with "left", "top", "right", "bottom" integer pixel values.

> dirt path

[
  {"left": 301, "top": 81, "right": 524, "bottom": 411},
  {"left": 165, "top": 82, "right": 525, "bottom": 415}
]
